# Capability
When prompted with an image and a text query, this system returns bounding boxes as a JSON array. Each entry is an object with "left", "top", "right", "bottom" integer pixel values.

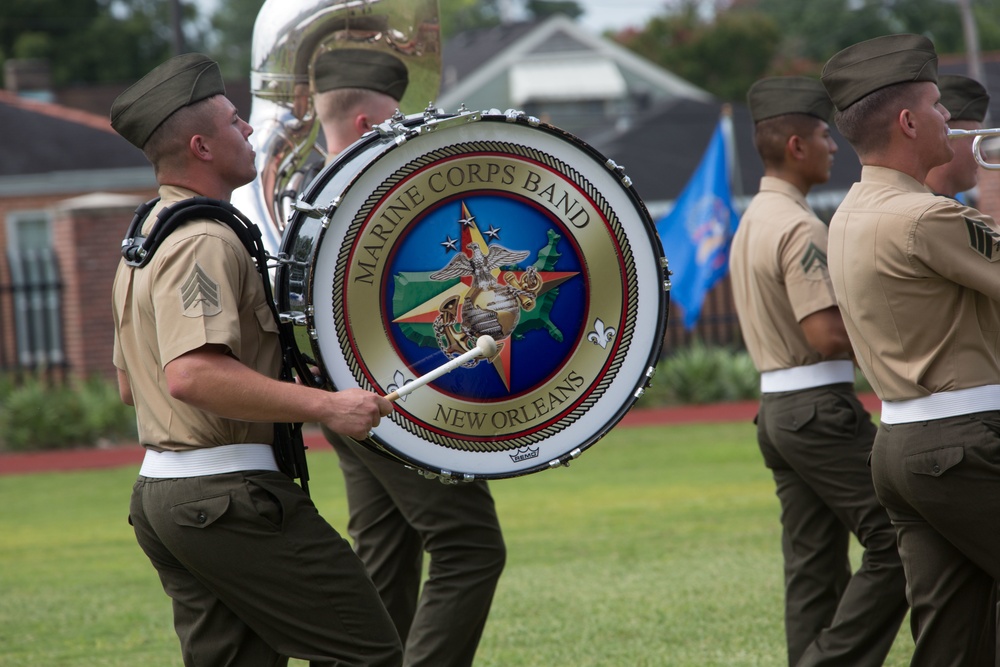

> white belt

[
  {"left": 880, "top": 385, "right": 1000, "bottom": 424},
  {"left": 139, "top": 443, "right": 279, "bottom": 478},
  {"left": 760, "top": 360, "right": 855, "bottom": 393}
]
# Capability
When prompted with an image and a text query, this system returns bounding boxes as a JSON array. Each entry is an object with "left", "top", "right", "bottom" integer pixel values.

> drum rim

[{"left": 279, "top": 110, "right": 670, "bottom": 479}]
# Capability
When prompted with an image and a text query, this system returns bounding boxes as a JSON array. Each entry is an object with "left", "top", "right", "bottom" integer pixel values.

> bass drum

[{"left": 276, "top": 109, "right": 669, "bottom": 480}]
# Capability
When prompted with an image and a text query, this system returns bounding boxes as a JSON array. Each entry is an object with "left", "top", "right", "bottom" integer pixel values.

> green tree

[
  {"left": 208, "top": 0, "right": 265, "bottom": 80},
  {"left": 621, "top": 3, "right": 780, "bottom": 100},
  {"left": 745, "top": 0, "right": 1000, "bottom": 63},
  {"left": 526, "top": 0, "right": 583, "bottom": 20},
  {"left": 440, "top": 0, "right": 503, "bottom": 36},
  {"left": 0, "top": 0, "right": 204, "bottom": 86}
]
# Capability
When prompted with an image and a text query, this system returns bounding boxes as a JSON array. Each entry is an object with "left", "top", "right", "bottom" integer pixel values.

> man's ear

[
  {"left": 898, "top": 108, "right": 918, "bottom": 139},
  {"left": 786, "top": 135, "right": 805, "bottom": 161},
  {"left": 353, "top": 113, "right": 373, "bottom": 137},
  {"left": 189, "top": 134, "right": 212, "bottom": 162}
]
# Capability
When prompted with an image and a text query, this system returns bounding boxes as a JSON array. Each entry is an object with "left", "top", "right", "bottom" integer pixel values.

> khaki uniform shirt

[
  {"left": 730, "top": 176, "right": 847, "bottom": 372},
  {"left": 112, "top": 185, "right": 281, "bottom": 451},
  {"left": 828, "top": 166, "right": 1000, "bottom": 401}
]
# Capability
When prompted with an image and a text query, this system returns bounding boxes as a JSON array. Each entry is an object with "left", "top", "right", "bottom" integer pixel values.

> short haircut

[
  {"left": 753, "top": 113, "right": 825, "bottom": 168},
  {"left": 314, "top": 87, "right": 392, "bottom": 126},
  {"left": 834, "top": 82, "right": 921, "bottom": 155},
  {"left": 142, "top": 95, "right": 216, "bottom": 174}
]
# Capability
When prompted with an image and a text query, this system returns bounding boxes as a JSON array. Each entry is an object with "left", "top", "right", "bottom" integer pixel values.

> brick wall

[
  {"left": 52, "top": 194, "right": 148, "bottom": 382},
  {"left": 0, "top": 189, "right": 154, "bottom": 381}
]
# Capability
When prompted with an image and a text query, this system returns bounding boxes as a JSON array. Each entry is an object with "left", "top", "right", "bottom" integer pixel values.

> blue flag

[{"left": 655, "top": 115, "right": 738, "bottom": 330}]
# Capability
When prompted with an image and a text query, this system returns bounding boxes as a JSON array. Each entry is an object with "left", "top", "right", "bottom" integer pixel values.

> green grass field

[{"left": 0, "top": 422, "right": 914, "bottom": 666}]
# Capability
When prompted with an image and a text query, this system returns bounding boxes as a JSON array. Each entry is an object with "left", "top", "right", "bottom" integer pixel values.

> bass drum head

[{"left": 294, "top": 110, "right": 668, "bottom": 479}]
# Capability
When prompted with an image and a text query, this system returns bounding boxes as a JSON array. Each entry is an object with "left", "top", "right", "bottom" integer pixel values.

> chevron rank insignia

[
  {"left": 966, "top": 217, "right": 1000, "bottom": 261},
  {"left": 800, "top": 242, "right": 828, "bottom": 273},
  {"left": 181, "top": 263, "right": 222, "bottom": 317}
]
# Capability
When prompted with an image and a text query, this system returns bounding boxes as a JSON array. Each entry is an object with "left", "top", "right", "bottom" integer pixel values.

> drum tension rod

[
  {"left": 291, "top": 199, "right": 337, "bottom": 221},
  {"left": 266, "top": 252, "right": 309, "bottom": 269},
  {"left": 547, "top": 448, "right": 583, "bottom": 469},
  {"left": 604, "top": 159, "right": 634, "bottom": 188}
]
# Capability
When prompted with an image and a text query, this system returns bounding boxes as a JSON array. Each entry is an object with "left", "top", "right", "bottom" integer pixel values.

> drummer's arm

[{"left": 164, "top": 344, "right": 391, "bottom": 440}]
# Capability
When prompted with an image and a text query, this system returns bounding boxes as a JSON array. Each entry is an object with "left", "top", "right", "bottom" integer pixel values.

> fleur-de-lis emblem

[
  {"left": 587, "top": 318, "right": 616, "bottom": 349},
  {"left": 385, "top": 370, "right": 413, "bottom": 402}
]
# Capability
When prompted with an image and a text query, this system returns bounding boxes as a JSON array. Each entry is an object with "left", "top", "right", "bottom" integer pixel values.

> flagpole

[{"left": 720, "top": 103, "right": 742, "bottom": 203}]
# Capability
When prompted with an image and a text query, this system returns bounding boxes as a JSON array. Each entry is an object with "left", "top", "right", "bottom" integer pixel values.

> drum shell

[{"left": 276, "top": 110, "right": 669, "bottom": 479}]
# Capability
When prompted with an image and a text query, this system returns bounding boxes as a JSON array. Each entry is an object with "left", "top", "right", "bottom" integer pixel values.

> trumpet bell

[{"left": 948, "top": 127, "right": 1000, "bottom": 171}]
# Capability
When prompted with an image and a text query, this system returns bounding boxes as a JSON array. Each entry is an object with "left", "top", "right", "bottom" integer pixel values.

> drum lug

[
  {"left": 547, "top": 448, "right": 582, "bottom": 469},
  {"left": 633, "top": 365, "right": 658, "bottom": 399},
  {"left": 413, "top": 466, "right": 470, "bottom": 484},
  {"left": 415, "top": 110, "right": 484, "bottom": 136},
  {"left": 291, "top": 199, "right": 337, "bottom": 221},
  {"left": 501, "top": 108, "right": 540, "bottom": 127},
  {"left": 278, "top": 311, "right": 308, "bottom": 326},
  {"left": 604, "top": 158, "right": 633, "bottom": 188}
]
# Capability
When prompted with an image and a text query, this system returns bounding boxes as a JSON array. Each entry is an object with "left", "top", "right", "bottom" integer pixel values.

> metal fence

[
  {"left": 0, "top": 247, "right": 65, "bottom": 378},
  {"left": 661, "top": 275, "right": 744, "bottom": 356}
]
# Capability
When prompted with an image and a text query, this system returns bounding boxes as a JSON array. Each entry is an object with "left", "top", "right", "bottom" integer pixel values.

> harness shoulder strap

[{"left": 120, "top": 196, "right": 310, "bottom": 493}]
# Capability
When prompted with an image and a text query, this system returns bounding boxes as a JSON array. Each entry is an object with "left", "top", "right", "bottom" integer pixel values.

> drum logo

[
  {"left": 429, "top": 203, "right": 544, "bottom": 364},
  {"left": 327, "top": 141, "right": 641, "bottom": 472}
]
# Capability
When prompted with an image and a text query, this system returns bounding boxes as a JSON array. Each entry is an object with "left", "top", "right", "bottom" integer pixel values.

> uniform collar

[
  {"left": 158, "top": 184, "right": 202, "bottom": 205},
  {"left": 758, "top": 176, "right": 809, "bottom": 205},
  {"left": 859, "top": 165, "right": 932, "bottom": 193}
]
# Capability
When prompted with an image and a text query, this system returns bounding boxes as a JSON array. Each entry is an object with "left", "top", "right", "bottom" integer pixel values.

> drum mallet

[{"left": 385, "top": 335, "right": 498, "bottom": 402}]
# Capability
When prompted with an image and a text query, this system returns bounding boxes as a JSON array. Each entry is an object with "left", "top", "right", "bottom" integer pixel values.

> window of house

[{"left": 5, "top": 211, "right": 63, "bottom": 369}]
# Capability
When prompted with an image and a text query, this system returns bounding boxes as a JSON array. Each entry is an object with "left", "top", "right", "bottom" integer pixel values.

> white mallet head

[{"left": 476, "top": 335, "right": 498, "bottom": 358}]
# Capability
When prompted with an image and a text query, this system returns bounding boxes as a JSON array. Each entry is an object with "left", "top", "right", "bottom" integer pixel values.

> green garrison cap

[
  {"left": 938, "top": 74, "right": 990, "bottom": 122},
  {"left": 313, "top": 48, "right": 409, "bottom": 101},
  {"left": 110, "top": 53, "right": 225, "bottom": 149},
  {"left": 821, "top": 34, "right": 938, "bottom": 111},
  {"left": 747, "top": 76, "right": 834, "bottom": 123}
]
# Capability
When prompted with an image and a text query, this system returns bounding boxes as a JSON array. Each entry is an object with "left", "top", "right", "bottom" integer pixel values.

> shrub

[
  {"left": 636, "top": 342, "right": 876, "bottom": 409},
  {"left": 0, "top": 374, "right": 136, "bottom": 452},
  {"left": 637, "top": 341, "right": 759, "bottom": 408}
]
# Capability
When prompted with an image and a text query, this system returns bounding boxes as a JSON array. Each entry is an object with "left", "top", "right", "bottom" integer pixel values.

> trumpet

[{"left": 948, "top": 127, "right": 1000, "bottom": 170}]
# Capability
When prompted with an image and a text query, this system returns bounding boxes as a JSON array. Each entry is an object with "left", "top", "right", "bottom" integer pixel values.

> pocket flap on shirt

[
  {"left": 254, "top": 302, "right": 279, "bottom": 334},
  {"left": 905, "top": 447, "right": 964, "bottom": 478},
  {"left": 775, "top": 403, "right": 817, "bottom": 433},
  {"left": 170, "top": 494, "right": 231, "bottom": 528}
]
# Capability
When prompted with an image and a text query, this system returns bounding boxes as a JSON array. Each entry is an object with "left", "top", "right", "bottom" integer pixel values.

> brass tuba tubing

[
  {"left": 948, "top": 127, "right": 1000, "bottom": 171},
  {"left": 231, "top": 0, "right": 443, "bottom": 256}
]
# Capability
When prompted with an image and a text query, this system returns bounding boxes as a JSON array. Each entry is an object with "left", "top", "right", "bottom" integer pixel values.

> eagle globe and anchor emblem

[
  {"left": 383, "top": 196, "right": 592, "bottom": 462},
  {"left": 428, "top": 205, "right": 544, "bottom": 369},
  {"left": 389, "top": 199, "right": 584, "bottom": 377}
]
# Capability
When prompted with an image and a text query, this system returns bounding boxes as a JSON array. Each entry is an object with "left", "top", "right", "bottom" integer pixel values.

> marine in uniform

[
  {"left": 729, "top": 76, "right": 907, "bottom": 666},
  {"left": 310, "top": 49, "right": 507, "bottom": 667},
  {"left": 822, "top": 34, "right": 1000, "bottom": 666},
  {"left": 925, "top": 74, "right": 990, "bottom": 199},
  {"left": 110, "top": 53, "right": 402, "bottom": 666}
]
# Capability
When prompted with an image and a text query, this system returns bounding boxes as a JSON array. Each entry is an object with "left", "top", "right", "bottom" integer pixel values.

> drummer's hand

[{"left": 320, "top": 388, "right": 392, "bottom": 441}]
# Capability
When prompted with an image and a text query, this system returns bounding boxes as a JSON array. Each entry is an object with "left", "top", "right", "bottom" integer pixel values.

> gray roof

[
  {"left": 442, "top": 21, "right": 540, "bottom": 90},
  {"left": 438, "top": 14, "right": 711, "bottom": 113},
  {"left": 0, "top": 91, "right": 149, "bottom": 177},
  {"left": 589, "top": 96, "right": 863, "bottom": 218}
]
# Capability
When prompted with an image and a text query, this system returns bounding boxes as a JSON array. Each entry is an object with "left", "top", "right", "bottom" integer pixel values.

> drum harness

[{"left": 121, "top": 196, "right": 310, "bottom": 494}]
